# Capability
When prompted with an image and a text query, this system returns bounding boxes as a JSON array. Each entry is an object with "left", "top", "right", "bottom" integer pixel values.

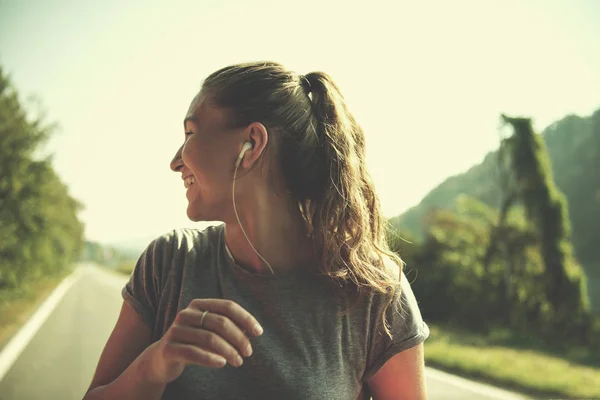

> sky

[{"left": 0, "top": 0, "right": 599, "bottom": 244}]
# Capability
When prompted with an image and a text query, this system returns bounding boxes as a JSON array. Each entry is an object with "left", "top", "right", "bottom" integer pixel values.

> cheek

[
  {"left": 181, "top": 138, "right": 206, "bottom": 169},
  {"left": 181, "top": 140, "right": 230, "bottom": 182}
]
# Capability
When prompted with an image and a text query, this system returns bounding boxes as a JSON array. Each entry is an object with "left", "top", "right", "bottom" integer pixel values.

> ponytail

[{"left": 303, "top": 72, "right": 403, "bottom": 337}]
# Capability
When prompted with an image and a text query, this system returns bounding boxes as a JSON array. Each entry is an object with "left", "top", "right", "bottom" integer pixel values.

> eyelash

[{"left": 185, "top": 131, "right": 193, "bottom": 137}]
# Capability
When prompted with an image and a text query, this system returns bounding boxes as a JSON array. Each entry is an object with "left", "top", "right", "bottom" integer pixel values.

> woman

[{"left": 84, "top": 62, "right": 429, "bottom": 400}]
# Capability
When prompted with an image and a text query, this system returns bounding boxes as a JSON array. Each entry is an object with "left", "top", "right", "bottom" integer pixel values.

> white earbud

[
  {"left": 236, "top": 141, "right": 253, "bottom": 167},
  {"left": 232, "top": 140, "right": 275, "bottom": 275}
]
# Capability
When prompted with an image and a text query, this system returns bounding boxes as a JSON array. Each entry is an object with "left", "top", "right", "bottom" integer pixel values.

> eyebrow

[{"left": 183, "top": 115, "right": 198, "bottom": 128}]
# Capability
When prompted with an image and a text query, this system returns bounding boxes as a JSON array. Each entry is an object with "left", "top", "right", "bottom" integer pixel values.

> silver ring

[{"left": 200, "top": 310, "right": 209, "bottom": 328}]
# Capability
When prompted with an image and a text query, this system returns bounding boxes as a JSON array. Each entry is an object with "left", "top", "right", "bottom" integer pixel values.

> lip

[{"left": 182, "top": 174, "right": 196, "bottom": 190}]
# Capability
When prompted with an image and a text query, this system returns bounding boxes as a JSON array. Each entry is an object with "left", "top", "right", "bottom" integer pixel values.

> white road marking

[
  {"left": 425, "top": 366, "right": 529, "bottom": 399},
  {"left": 0, "top": 269, "right": 82, "bottom": 382}
]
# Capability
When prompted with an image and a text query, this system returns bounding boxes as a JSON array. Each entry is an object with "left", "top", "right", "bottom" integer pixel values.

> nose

[{"left": 170, "top": 145, "right": 184, "bottom": 172}]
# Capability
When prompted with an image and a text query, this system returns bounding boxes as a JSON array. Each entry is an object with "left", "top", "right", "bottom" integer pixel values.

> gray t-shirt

[{"left": 122, "top": 224, "right": 429, "bottom": 400}]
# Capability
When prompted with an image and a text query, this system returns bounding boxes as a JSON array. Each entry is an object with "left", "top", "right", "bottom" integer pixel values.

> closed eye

[{"left": 185, "top": 131, "right": 193, "bottom": 137}]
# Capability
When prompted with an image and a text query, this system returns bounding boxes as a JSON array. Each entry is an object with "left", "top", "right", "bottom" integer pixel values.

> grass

[
  {"left": 0, "top": 270, "right": 72, "bottom": 352},
  {"left": 425, "top": 324, "right": 600, "bottom": 399}
]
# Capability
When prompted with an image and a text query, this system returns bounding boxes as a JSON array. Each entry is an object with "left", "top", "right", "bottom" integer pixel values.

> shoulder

[
  {"left": 145, "top": 223, "right": 224, "bottom": 257},
  {"left": 381, "top": 255, "right": 419, "bottom": 297},
  {"left": 362, "top": 256, "right": 429, "bottom": 380},
  {"left": 137, "top": 224, "right": 224, "bottom": 279},
  {"left": 381, "top": 255, "right": 402, "bottom": 281},
  {"left": 368, "top": 255, "right": 418, "bottom": 317}
]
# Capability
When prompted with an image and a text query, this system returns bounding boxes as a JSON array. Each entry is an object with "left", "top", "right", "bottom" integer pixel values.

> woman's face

[{"left": 170, "top": 93, "right": 242, "bottom": 222}]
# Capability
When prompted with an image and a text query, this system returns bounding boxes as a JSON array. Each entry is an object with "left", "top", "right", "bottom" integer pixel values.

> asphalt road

[{"left": 0, "top": 264, "right": 528, "bottom": 400}]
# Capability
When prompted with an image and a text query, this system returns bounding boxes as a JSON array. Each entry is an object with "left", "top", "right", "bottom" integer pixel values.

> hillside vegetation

[{"left": 391, "top": 109, "right": 600, "bottom": 312}]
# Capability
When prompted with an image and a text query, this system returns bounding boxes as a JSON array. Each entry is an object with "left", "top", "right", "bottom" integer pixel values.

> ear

[{"left": 241, "top": 122, "right": 269, "bottom": 167}]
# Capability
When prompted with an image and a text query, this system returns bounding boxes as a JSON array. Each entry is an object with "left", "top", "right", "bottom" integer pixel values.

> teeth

[{"left": 184, "top": 176, "right": 195, "bottom": 188}]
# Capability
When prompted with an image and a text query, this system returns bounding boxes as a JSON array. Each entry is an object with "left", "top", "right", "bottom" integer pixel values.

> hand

[{"left": 146, "top": 299, "right": 263, "bottom": 384}]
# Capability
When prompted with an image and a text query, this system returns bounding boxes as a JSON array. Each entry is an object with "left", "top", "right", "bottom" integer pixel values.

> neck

[{"left": 224, "top": 183, "right": 316, "bottom": 275}]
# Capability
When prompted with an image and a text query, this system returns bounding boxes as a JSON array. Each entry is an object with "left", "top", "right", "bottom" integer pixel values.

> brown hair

[{"left": 201, "top": 61, "right": 404, "bottom": 336}]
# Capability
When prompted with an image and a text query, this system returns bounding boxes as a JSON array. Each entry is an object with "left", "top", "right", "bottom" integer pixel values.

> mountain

[{"left": 390, "top": 108, "right": 600, "bottom": 274}]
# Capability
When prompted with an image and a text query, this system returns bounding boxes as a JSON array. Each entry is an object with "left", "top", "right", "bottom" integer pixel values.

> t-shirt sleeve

[
  {"left": 363, "top": 267, "right": 430, "bottom": 381},
  {"left": 121, "top": 238, "right": 165, "bottom": 330}
]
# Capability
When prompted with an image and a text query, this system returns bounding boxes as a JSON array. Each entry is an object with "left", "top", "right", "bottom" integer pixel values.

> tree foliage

[
  {"left": 411, "top": 199, "right": 546, "bottom": 328},
  {"left": 390, "top": 108, "right": 600, "bottom": 311},
  {"left": 402, "top": 195, "right": 595, "bottom": 344},
  {"left": 0, "top": 66, "right": 84, "bottom": 289},
  {"left": 391, "top": 109, "right": 600, "bottom": 266},
  {"left": 388, "top": 111, "right": 599, "bottom": 345},
  {"left": 500, "top": 115, "right": 589, "bottom": 323}
]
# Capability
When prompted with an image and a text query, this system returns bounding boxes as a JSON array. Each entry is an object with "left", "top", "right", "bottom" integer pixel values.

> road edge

[{"left": 0, "top": 269, "right": 82, "bottom": 382}]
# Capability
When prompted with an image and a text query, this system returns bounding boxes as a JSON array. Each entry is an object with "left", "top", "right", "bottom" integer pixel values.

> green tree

[
  {"left": 0, "top": 65, "right": 83, "bottom": 288},
  {"left": 411, "top": 196, "right": 549, "bottom": 331},
  {"left": 391, "top": 108, "right": 600, "bottom": 291},
  {"left": 500, "top": 115, "right": 589, "bottom": 329}
]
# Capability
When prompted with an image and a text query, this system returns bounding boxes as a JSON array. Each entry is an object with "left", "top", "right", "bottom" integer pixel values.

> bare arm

[
  {"left": 83, "top": 301, "right": 166, "bottom": 400},
  {"left": 368, "top": 343, "right": 427, "bottom": 400},
  {"left": 83, "top": 298, "right": 263, "bottom": 399}
]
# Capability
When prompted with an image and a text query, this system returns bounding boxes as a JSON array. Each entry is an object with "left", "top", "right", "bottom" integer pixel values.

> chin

[
  {"left": 186, "top": 207, "right": 207, "bottom": 222},
  {"left": 186, "top": 201, "right": 223, "bottom": 223},
  {"left": 186, "top": 190, "right": 208, "bottom": 221}
]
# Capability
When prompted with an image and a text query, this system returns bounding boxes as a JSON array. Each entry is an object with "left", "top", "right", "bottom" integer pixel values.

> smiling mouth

[{"left": 184, "top": 176, "right": 195, "bottom": 189}]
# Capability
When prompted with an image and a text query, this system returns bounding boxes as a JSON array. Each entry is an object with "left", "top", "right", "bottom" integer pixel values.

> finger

[
  {"left": 164, "top": 342, "right": 226, "bottom": 368},
  {"left": 176, "top": 309, "right": 252, "bottom": 358},
  {"left": 189, "top": 299, "right": 263, "bottom": 336},
  {"left": 169, "top": 324, "right": 244, "bottom": 367},
  {"left": 202, "top": 312, "right": 254, "bottom": 358}
]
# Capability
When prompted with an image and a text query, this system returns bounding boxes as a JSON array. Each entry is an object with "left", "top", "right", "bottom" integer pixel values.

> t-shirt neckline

[{"left": 219, "top": 224, "right": 319, "bottom": 281}]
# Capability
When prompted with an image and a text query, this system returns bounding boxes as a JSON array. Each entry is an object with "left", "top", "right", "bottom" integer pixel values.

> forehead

[{"left": 183, "top": 92, "right": 228, "bottom": 131}]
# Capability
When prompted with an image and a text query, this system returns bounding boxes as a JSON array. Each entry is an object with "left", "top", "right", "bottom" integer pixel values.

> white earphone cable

[{"left": 232, "top": 161, "right": 275, "bottom": 275}]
